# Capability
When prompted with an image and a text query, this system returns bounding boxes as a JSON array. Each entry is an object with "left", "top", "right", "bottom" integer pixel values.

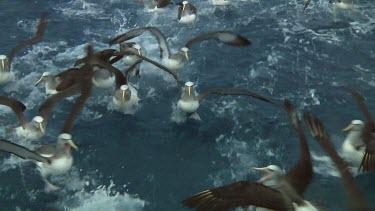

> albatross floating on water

[
  {"left": 177, "top": 1, "right": 197, "bottom": 24},
  {"left": 109, "top": 27, "right": 251, "bottom": 71},
  {"left": 0, "top": 14, "right": 48, "bottom": 85},
  {"left": 181, "top": 100, "right": 317, "bottom": 210}
]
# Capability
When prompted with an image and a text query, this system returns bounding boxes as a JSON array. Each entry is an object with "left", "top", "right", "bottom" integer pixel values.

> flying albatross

[
  {"left": 0, "top": 14, "right": 48, "bottom": 85},
  {"left": 109, "top": 27, "right": 251, "bottom": 71},
  {"left": 177, "top": 81, "right": 274, "bottom": 121},
  {"left": 0, "top": 134, "right": 78, "bottom": 192},
  {"left": 304, "top": 113, "right": 371, "bottom": 211},
  {"left": 346, "top": 87, "right": 375, "bottom": 172},
  {"left": 181, "top": 100, "right": 317, "bottom": 211},
  {"left": 0, "top": 95, "right": 46, "bottom": 140},
  {"left": 177, "top": 1, "right": 197, "bottom": 24}
]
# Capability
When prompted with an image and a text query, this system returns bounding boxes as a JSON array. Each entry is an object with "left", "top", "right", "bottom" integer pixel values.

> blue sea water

[{"left": 0, "top": 0, "right": 375, "bottom": 210}]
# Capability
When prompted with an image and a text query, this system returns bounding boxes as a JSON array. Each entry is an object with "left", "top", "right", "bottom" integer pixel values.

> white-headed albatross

[{"left": 181, "top": 100, "right": 317, "bottom": 210}]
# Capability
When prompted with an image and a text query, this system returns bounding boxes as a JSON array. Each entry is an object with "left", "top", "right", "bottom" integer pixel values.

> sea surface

[{"left": 0, "top": 0, "right": 375, "bottom": 210}]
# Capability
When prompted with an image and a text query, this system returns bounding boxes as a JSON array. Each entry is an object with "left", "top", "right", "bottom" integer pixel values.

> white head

[
  {"left": 133, "top": 44, "right": 142, "bottom": 55},
  {"left": 181, "top": 47, "right": 189, "bottom": 60},
  {"left": 0, "top": 54, "right": 8, "bottom": 70},
  {"left": 182, "top": 1, "right": 189, "bottom": 11},
  {"left": 35, "top": 72, "right": 52, "bottom": 86},
  {"left": 120, "top": 85, "right": 129, "bottom": 102},
  {"left": 343, "top": 119, "right": 364, "bottom": 132},
  {"left": 32, "top": 116, "right": 45, "bottom": 134},
  {"left": 58, "top": 133, "right": 78, "bottom": 150},
  {"left": 185, "top": 81, "right": 194, "bottom": 96},
  {"left": 253, "top": 165, "right": 284, "bottom": 185}
]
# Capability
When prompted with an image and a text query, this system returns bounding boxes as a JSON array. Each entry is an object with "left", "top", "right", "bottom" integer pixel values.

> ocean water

[{"left": 0, "top": 0, "right": 375, "bottom": 210}]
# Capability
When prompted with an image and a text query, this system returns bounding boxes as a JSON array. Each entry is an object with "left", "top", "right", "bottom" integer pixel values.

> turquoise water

[{"left": 0, "top": 0, "right": 375, "bottom": 210}]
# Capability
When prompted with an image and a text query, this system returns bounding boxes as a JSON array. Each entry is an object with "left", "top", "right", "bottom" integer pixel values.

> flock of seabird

[{"left": 0, "top": 0, "right": 371, "bottom": 210}]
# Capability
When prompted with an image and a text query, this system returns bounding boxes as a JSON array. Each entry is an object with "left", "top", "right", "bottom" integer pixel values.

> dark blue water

[{"left": 0, "top": 0, "right": 375, "bottom": 210}]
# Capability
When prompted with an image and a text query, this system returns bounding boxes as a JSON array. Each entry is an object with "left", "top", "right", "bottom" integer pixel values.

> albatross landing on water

[
  {"left": 304, "top": 113, "right": 371, "bottom": 211},
  {"left": 346, "top": 87, "right": 375, "bottom": 172},
  {"left": 0, "top": 134, "right": 78, "bottom": 192},
  {"left": 109, "top": 27, "right": 251, "bottom": 71},
  {"left": 181, "top": 100, "right": 318, "bottom": 211},
  {"left": 0, "top": 14, "right": 48, "bottom": 85},
  {"left": 177, "top": 81, "right": 274, "bottom": 121}
]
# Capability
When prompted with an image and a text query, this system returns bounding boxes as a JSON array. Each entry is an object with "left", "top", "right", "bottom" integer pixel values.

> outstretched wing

[
  {"left": 184, "top": 31, "right": 251, "bottom": 49},
  {"left": 197, "top": 88, "right": 274, "bottom": 104},
  {"left": 304, "top": 113, "right": 371, "bottom": 211},
  {"left": 124, "top": 59, "right": 143, "bottom": 86},
  {"left": 0, "top": 139, "right": 50, "bottom": 164},
  {"left": 283, "top": 100, "right": 313, "bottom": 197},
  {"left": 8, "top": 13, "right": 48, "bottom": 66},
  {"left": 181, "top": 181, "right": 294, "bottom": 211},
  {"left": 109, "top": 27, "right": 171, "bottom": 59},
  {"left": 115, "top": 51, "right": 182, "bottom": 93},
  {"left": 0, "top": 95, "right": 28, "bottom": 126}
]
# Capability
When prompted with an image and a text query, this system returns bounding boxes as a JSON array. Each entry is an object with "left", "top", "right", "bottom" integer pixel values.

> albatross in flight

[
  {"left": 346, "top": 87, "right": 375, "bottom": 172},
  {"left": 109, "top": 27, "right": 251, "bottom": 71},
  {"left": 0, "top": 134, "right": 78, "bottom": 192},
  {"left": 304, "top": 113, "right": 371, "bottom": 211},
  {"left": 181, "top": 100, "right": 317, "bottom": 210},
  {"left": 177, "top": 81, "right": 274, "bottom": 121},
  {"left": 0, "top": 14, "right": 48, "bottom": 85}
]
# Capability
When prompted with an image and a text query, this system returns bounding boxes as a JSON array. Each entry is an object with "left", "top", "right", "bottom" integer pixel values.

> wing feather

[
  {"left": 197, "top": 88, "right": 274, "bottom": 104},
  {"left": 0, "top": 139, "right": 50, "bottom": 164},
  {"left": 184, "top": 31, "right": 251, "bottom": 49}
]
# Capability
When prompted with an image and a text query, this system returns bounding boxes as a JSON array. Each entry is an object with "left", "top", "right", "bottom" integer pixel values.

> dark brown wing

[
  {"left": 197, "top": 88, "right": 274, "bottom": 104},
  {"left": 189, "top": 3, "right": 197, "bottom": 13},
  {"left": 283, "top": 100, "right": 313, "bottom": 197},
  {"left": 61, "top": 85, "right": 92, "bottom": 134},
  {"left": 156, "top": 0, "right": 171, "bottom": 8},
  {"left": 38, "top": 84, "right": 81, "bottom": 123},
  {"left": 90, "top": 57, "right": 128, "bottom": 90},
  {"left": 346, "top": 87, "right": 375, "bottom": 171},
  {"left": 124, "top": 59, "right": 143, "bottom": 87},
  {"left": 115, "top": 51, "right": 182, "bottom": 93},
  {"left": 8, "top": 13, "right": 48, "bottom": 67},
  {"left": 304, "top": 113, "right": 371, "bottom": 211},
  {"left": 0, "top": 95, "right": 28, "bottom": 126},
  {"left": 74, "top": 49, "right": 117, "bottom": 67},
  {"left": 0, "top": 139, "right": 50, "bottom": 164},
  {"left": 184, "top": 31, "right": 251, "bottom": 49},
  {"left": 109, "top": 27, "right": 151, "bottom": 46},
  {"left": 303, "top": 0, "right": 312, "bottom": 12},
  {"left": 181, "top": 181, "right": 294, "bottom": 211}
]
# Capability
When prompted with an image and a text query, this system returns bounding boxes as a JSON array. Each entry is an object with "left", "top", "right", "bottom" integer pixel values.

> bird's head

[
  {"left": 180, "top": 47, "right": 189, "bottom": 60},
  {"left": 32, "top": 116, "right": 45, "bottom": 134},
  {"left": 0, "top": 55, "right": 9, "bottom": 71},
  {"left": 342, "top": 119, "right": 364, "bottom": 133},
  {"left": 58, "top": 133, "right": 78, "bottom": 152},
  {"left": 253, "top": 165, "right": 284, "bottom": 184},
  {"left": 35, "top": 72, "right": 52, "bottom": 86}
]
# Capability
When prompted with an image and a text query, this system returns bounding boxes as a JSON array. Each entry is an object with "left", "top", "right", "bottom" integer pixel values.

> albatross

[
  {"left": 177, "top": 1, "right": 197, "bottom": 24},
  {"left": 109, "top": 27, "right": 251, "bottom": 71},
  {"left": 177, "top": 81, "right": 274, "bottom": 121},
  {"left": 304, "top": 113, "right": 371, "bottom": 211},
  {"left": 0, "top": 14, "right": 48, "bottom": 85},
  {"left": 0, "top": 134, "right": 78, "bottom": 192},
  {"left": 341, "top": 119, "right": 366, "bottom": 167},
  {"left": 181, "top": 100, "right": 317, "bottom": 210},
  {"left": 346, "top": 87, "right": 375, "bottom": 172}
]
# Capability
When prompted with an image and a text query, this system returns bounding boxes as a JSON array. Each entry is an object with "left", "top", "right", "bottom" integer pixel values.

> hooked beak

[
  {"left": 253, "top": 167, "right": 269, "bottom": 172},
  {"left": 122, "top": 90, "right": 126, "bottom": 103},
  {"left": 188, "top": 86, "right": 191, "bottom": 96},
  {"left": 342, "top": 123, "right": 355, "bottom": 132},
  {"left": 35, "top": 76, "right": 44, "bottom": 86},
  {"left": 39, "top": 122, "right": 45, "bottom": 134},
  {"left": 137, "top": 49, "right": 142, "bottom": 56},
  {"left": 68, "top": 140, "right": 79, "bottom": 150},
  {"left": 182, "top": 4, "right": 186, "bottom": 12},
  {"left": 1, "top": 59, "right": 5, "bottom": 69},
  {"left": 184, "top": 51, "right": 189, "bottom": 61}
]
